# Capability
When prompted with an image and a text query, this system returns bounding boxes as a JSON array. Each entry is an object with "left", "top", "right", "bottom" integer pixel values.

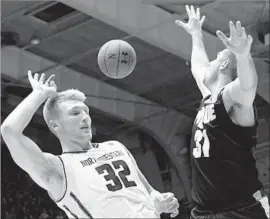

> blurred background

[{"left": 1, "top": 0, "right": 269, "bottom": 218}]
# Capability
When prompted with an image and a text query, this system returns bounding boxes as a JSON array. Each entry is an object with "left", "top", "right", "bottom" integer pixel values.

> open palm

[
  {"left": 175, "top": 5, "right": 205, "bottom": 35},
  {"left": 216, "top": 21, "right": 253, "bottom": 56}
]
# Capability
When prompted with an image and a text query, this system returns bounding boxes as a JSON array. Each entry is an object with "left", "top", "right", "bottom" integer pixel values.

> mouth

[{"left": 80, "top": 125, "right": 90, "bottom": 130}]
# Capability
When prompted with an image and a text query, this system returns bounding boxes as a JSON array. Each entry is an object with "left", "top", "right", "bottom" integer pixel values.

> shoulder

[
  {"left": 222, "top": 84, "right": 254, "bottom": 111},
  {"left": 102, "top": 140, "right": 130, "bottom": 152},
  {"left": 221, "top": 85, "right": 256, "bottom": 126},
  {"left": 102, "top": 140, "right": 125, "bottom": 147}
]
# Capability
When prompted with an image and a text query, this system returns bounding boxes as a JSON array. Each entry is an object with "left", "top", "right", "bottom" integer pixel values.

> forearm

[
  {"left": 138, "top": 170, "right": 156, "bottom": 195},
  {"left": 2, "top": 91, "right": 47, "bottom": 133},
  {"left": 236, "top": 54, "right": 258, "bottom": 90},
  {"left": 191, "top": 32, "right": 209, "bottom": 70}
]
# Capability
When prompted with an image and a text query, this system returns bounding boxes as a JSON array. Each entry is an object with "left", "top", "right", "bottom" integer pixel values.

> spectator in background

[{"left": 39, "top": 209, "right": 50, "bottom": 219}]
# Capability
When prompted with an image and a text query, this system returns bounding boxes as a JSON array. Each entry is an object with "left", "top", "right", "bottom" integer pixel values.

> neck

[
  {"left": 209, "top": 73, "right": 232, "bottom": 101},
  {"left": 217, "top": 73, "right": 232, "bottom": 88},
  {"left": 60, "top": 138, "right": 93, "bottom": 153}
]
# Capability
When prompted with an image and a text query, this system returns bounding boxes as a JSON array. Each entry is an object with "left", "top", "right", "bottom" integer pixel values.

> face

[{"left": 53, "top": 100, "right": 92, "bottom": 142}]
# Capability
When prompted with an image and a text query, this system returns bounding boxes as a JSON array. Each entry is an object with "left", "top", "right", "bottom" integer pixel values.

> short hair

[{"left": 43, "top": 89, "right": 86, "bottom": 132}]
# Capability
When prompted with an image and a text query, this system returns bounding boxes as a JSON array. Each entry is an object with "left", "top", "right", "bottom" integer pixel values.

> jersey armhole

[
  {"left": 218, "top": 87, "right": 258, "bottom": 133},
  {"left": 48, "top": 156, "right": 68, "bottom": 203}
]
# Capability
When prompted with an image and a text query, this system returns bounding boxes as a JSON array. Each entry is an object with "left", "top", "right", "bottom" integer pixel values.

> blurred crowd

[{"left": 2, "top": 145, "right": 67, "bottom": 219}]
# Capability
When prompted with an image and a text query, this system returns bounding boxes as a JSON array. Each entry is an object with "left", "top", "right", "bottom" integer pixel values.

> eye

[{"left": 72, "top": 111, "right": 80, "bottom": 115}]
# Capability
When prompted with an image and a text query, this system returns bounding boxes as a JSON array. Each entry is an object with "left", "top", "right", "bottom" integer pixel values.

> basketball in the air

[{"left": 97, "top": 40, "right": 136, "bottom": 79}]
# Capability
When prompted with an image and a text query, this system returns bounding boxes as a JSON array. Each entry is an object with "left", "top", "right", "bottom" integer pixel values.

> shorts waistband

[{"left": 195, "top": 190, "right": 263, "bottom": 213}]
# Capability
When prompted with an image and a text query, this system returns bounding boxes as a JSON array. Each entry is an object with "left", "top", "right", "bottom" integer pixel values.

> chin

[{"left": 83, "top": 133, "right": 92, "bottom": 141}]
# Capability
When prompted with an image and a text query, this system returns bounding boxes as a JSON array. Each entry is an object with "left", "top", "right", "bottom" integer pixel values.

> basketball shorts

[{"left": 190, "top": 191, "right": 269, "bottom": 219}]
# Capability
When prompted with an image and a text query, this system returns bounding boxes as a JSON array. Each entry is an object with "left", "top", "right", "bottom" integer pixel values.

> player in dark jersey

[{"left": 175, "top": 5, "right": 269, "bottom": 219}]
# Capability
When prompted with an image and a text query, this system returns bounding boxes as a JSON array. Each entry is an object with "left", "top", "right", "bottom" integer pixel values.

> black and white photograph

[{"left": 1, "top": 0, "right": 269, "bottom": 218}]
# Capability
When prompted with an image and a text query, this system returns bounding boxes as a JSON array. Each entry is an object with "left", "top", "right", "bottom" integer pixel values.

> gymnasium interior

[{"left": 1, "top": 1, "right": 269, "bottom": 218}]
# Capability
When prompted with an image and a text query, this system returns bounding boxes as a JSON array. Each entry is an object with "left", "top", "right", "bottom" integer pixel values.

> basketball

[{"left": 97, "top": 40, "right": 136, "bottom": 79}]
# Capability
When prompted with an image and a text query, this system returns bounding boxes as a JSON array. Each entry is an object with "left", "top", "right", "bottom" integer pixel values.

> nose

[{"left": 82, "top": 113, "right": 91, "bottom": 124}]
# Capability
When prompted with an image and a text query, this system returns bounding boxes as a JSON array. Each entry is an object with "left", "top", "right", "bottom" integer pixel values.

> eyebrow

[{"left": 70, "top": 105, "right": 89, "bottom": 112}]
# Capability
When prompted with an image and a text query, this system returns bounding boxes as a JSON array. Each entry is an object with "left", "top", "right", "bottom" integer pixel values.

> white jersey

[{"left": 53, "top": 141, "right": 159, "bottom": 218}]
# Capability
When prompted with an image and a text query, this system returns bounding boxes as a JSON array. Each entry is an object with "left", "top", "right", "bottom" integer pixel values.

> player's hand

[
  {"left": 152, "top": 192, "right": 179, "bottom": 218},
  {"left": 216, "top": 21, "right": 253, "bottom": 57},
  {"left": 175, "top": 5, "right": 205, "bottom": 36},
  {"left": 28, "top": 70, "right": 57, "bottom": 99}
]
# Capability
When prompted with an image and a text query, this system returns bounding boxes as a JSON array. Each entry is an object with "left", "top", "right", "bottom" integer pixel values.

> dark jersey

[{"left": 190, "top": 88, "right": 262, "bottom": 210}]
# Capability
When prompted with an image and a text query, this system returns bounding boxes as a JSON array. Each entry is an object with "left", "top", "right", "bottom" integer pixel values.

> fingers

[
  {"left": 170, "top": 210, "right": 179, "bottom": 218},
  {"left": 167, "top": 199, "right": 179, "bottom": 208},
  {"left": 241, "top": 27, "right": 247, "bottom": 38},
  {"left": 49, "top": 80, "right": 57, "bottom": 89},
  {"left": 34, "top": 73, "right": 39, "bottom": 81},
  {"left": 196, "top": 7, "right": 200, "bottom": 18},
  {"left": 39, "top": 73, "right": 46, "bottom": 83},
  {"left": 168, "top": 202, "right": 179, "bottom": 212},
  {"left": 247, "top": 35, "right": 253, "bottom": 45},
  {"left": 185, "top": 5, "right": 199, "bottom": 18},
  {"left": 190, "top": 5, "right": 196, "bottom": 17},
  {"left": 236, "top": 21, "right": 242, "bottom": 35},
  {"left": 29, "top": 71, "right": 55, "bottom": 85},
  {"left": 28, "top": 70, "right": 33, "bottom": 81},
  {"left": 216, "top": 30, "right": 229, "bottom": 46},
  {"left": 163, "top": 192, "right": 174, "bottom": 200},
  {"left": 229, "top": 21, "right": 237, "bottom": 38},
  {"left": 45, "top": 74, "right": 55, "bottom": 85},
  {"left": 185, "top": 5, "right": 192, "bottom": 18},
  {"left": 229, "top": 20, "right": 250, "bottom": 41},
  {"left": 200, "top": 15, "right": 205, "bottom": 25},
  {"left": 175, "top": 20, "right": 186, "bottom": 28},
  {"left": 166, "top": 199, "right": 179, "bottom": 216}
]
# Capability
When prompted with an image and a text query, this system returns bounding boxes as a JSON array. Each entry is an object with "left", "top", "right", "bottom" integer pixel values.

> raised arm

[
  {"left": 1, "top": 71, "right": 62, "bottom": 191},
  {"left": 217, "top": 21, "right": 258, "bottom": 107},
  {"left": 175, "top": 5, "right": 210, "bottom": 97}
]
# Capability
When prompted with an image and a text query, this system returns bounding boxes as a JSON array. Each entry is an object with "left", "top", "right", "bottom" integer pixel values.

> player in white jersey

[{"left": 1, "top": 71, "right": 180, "bottom": 218}]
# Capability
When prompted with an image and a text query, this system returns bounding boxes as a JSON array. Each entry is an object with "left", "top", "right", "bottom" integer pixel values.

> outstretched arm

[
  {"left": 175, "top": 5, "right": 210, "bottom": 97},
  {"left": 1, "top": 71, "right": 61, "bottom": 191},
  {"left": 217, "top": 21, "right": 257, "bottom": 107}
]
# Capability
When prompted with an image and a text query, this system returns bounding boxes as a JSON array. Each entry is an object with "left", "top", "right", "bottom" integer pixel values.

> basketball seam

[
  {"left": 103, "top": 44, "right": 110, "bottom": 76},
  {"left": 116, "top": 42, "right": 121, "bottom": 78},
  {"left": 128, "top": 50, "right": 131, "bottom": 70}
]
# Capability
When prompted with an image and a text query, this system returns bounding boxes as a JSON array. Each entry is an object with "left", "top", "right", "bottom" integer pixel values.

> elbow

[
  {"left": 1, "top": 124, "right": 10, "bottom": 136},
  {"left": 1, "top": 123, "right": 21, "bottom": 137}
]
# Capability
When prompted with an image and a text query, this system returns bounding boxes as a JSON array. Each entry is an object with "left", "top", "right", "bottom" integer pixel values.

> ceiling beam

[
  {"left": 141, "top": 0, "right": 214, "bottom": 4},
  {"left": 22, "top": 17, "right": 93, "bottom": 50}
]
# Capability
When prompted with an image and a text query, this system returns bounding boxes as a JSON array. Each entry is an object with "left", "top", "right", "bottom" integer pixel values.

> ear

[
  {"left": 219, "top": 60, "right": 229, "bottom": 71},
  {"left": 49, "top": 120, "right": 59, "bottom": 131}
]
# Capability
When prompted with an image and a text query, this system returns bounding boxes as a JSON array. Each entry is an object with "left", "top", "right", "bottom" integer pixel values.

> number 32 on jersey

[
  {"left": 96, "top": 160, "right": 137, "bottom": 192},
  {"left": 193, "top": 129, "right": 210, "bottom": 158}
]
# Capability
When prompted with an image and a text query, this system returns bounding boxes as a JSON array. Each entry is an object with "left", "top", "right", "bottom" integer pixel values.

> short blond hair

[{"left": 43, "top": 89, "right": 86, "bottom": 131}]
